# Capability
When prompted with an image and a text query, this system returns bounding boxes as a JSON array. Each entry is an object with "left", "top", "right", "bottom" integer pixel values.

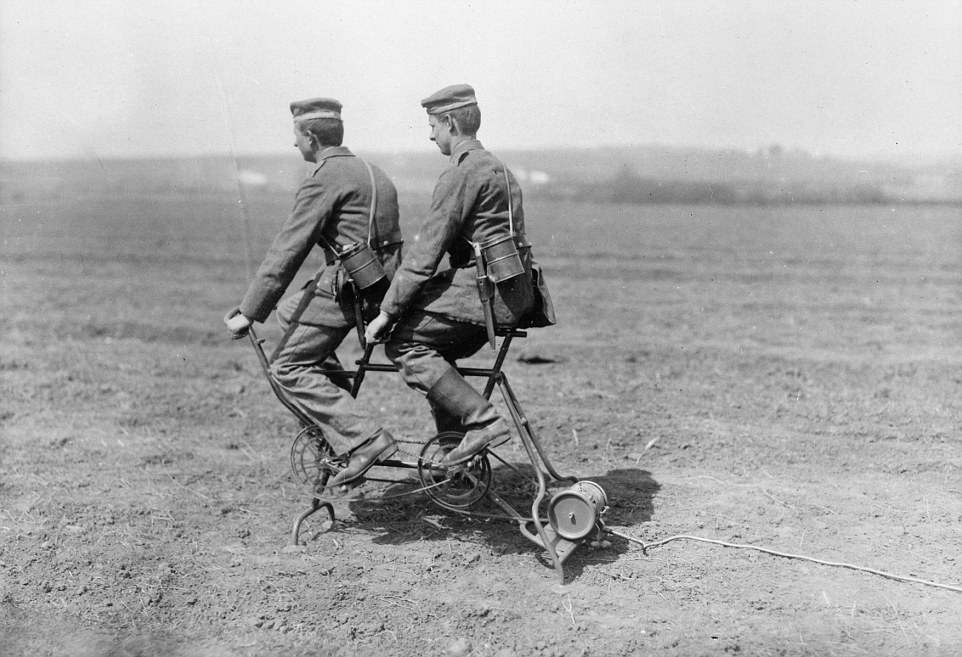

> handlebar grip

[{"left": 224, "top": 307, "right": 250, "bottom": 340}]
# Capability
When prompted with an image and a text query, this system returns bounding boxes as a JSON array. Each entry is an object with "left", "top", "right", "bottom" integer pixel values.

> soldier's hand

[
  {"left": 224, "top": 308, "right": 253, "bottom": 338},
  {"left": 364, "top": 311, "right": 394, "bottom": 344}
]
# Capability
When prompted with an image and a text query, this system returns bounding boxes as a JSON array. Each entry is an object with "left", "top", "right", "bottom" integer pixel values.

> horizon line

[{"left": 2, "top": 143, "right": 959, "bottom": 167}]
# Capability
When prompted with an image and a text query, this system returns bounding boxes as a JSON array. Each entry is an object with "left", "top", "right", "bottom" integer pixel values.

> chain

[
  {"left": 301, "top": 436, "right": 467, "bottom": 498},
  {"left": 394, "top": 437, "right": 439, "bottom": 466},
  {"left": 296, "top": 441, "right": 542, "bottom": 523},
  {"left": 308, "top": 472, "right": 452, "bottom": 500},
  {"left": 350, "top": 478, "right": 452, "bottom": 501},
  {"left": 294, "top": 426, "right": 505, "bottom": 508}
]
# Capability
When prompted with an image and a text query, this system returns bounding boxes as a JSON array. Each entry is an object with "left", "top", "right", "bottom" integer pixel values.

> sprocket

[
  {"left": 417, "top": 431, "right": 492, "bottom": 510},
  {"left": 290, "top": 426, "right": 340, "bottom": 495}
]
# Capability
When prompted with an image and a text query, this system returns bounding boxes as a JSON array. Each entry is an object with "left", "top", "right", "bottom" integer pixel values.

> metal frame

[{"left": 244, "top": 326, "right": 587, "bottom": 583}]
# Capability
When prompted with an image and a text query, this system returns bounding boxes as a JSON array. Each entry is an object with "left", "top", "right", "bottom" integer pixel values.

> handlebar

[{"left": 224, "top": 307, "right": 251, "bottom": 340}]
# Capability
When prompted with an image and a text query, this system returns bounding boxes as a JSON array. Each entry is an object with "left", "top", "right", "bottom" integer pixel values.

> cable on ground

[{"left": 606, "top": 529, "right": 962, "bottom": 594}]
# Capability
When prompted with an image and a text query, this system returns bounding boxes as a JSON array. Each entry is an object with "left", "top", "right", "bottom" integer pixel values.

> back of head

[
  {"left": 421, "top": 84, "right": 481, "bottom": 136},
  {"left": 291, "top": 97, "right": 345, "bottom": 146}
]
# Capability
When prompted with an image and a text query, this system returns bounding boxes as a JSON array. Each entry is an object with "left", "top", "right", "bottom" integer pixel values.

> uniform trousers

[
  {"left": 270, "top": 291, "right": 379, "bottom": 453},
  {"left": 385, "top": 310, "right": 492, "bottom": 431}
]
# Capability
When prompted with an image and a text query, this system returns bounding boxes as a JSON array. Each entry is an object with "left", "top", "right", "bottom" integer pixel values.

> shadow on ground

[{"left": 325, "top": 461, "right": 660, "bottom": 583}]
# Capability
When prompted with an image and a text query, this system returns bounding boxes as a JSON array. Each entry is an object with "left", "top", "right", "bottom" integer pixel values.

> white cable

[{"left": 607, "top": 529, "right": 962, "bottom": 594}]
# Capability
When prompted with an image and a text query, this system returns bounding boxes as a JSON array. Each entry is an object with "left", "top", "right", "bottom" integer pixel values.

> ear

[{"left": 442, "top": 114, "right": 460, "bottom": 136}]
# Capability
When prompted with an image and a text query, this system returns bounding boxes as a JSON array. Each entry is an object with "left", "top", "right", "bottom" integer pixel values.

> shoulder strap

[
  {"left": 318, "top": 157, "right": 380, "bottom": 255},
  {"left": 360, "top": 157, "right": 378, "bottom": 246},
  {"left": 493, "top": 155, "right": 514, "bottom": 235},
  {"left": 502, "top": 165, "right": 514, "bottom": 235},
  {"left": 462, "top": 156, "right": 516, "bottom": 249}
]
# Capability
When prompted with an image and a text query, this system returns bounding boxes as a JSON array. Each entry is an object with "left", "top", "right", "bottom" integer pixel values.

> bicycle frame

[{"left": 244, "top": 325, "right": 589, "bottom": 584}]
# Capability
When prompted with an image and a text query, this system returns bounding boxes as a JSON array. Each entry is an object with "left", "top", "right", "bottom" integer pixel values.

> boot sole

[
  {"left": 442, "top": 433, "right": 510, "bottom": 466},
  {"left": 327, "top": 443, "right": 398, "bottom": 488}
]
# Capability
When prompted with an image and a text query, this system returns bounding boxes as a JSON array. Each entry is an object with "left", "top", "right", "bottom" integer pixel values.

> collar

[
  {"left": 310, "top": 146, "right": 354, "bottom": 174},
  {"left": 449, "top": 138, "right": 483, "bottom": 164},
  {"left": 319, "top": 145, "right": 354, "bottom": 160}
]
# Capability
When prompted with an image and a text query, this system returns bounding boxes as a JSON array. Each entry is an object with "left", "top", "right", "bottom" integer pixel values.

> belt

[{"left": 321, "top": 235, "right": 404, "bottom": 265}]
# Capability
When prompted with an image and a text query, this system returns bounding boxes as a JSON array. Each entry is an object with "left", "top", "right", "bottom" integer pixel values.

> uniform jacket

[
  {"left": 380, "top": 139, "right": 535, "bottom": 327},
  {"left": 240, "top": 146, "right": 402, "bottom": 327}
]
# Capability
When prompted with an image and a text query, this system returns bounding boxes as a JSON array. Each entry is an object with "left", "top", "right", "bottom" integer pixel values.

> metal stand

[
  {"left": 245, "top": 326, "right": 599, "bottom": 584},
  {"left": 290, "top": 498, "right": 334, "bottom": 544}
]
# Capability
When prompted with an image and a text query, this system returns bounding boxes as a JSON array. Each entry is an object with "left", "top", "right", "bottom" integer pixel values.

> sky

[{"left": 1, "top": 0, "right": 960, "bottom": 161}]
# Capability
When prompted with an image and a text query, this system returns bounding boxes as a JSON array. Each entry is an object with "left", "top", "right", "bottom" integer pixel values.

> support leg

[{"left": 291, "top": 498, "right": 335, "bottom": 546}]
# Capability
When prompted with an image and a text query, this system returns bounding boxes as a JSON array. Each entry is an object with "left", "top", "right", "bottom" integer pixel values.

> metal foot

[{"left": 290, "top": 498, "right": 335, "bottom": 546}]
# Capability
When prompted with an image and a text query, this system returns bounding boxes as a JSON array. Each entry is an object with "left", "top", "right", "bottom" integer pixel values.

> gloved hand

[{"left": 223, "top": 307, "right": 253, "bottom": 339}]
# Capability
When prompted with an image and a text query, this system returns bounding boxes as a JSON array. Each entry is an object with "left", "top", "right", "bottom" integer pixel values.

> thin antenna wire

[{"left": 196, "top": 3, "right": 255, "bottom": 279}]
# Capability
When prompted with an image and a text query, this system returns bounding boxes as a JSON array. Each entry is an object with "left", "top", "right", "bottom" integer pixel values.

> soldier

[
  {"left": 224, "top": 97, "right": 400, "bottom": 488},
  {"left": 365, "top": 83, "right": 546, "bottom": 467}
]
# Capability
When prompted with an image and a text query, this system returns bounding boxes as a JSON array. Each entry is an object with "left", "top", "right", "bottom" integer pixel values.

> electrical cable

[{"left": 606, "top": 529, "right": 962, "bottom": 594}]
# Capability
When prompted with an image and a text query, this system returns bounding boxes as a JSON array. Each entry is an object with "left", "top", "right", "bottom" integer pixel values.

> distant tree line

[
  {"left": 2, "top": 155, "right": 957, "bottom": 206},
  {"left": 531, "top": 163, "right": 897, "bottom": 206}
]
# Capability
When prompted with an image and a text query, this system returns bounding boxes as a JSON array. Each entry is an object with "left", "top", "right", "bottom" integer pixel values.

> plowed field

[{"left": 2, "top": 191, "right": 961, "bottom": 656}]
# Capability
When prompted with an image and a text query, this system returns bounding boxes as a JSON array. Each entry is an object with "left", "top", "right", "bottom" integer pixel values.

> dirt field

[{"left": 2, "top": 189, "right": 961, "bottom": 656}]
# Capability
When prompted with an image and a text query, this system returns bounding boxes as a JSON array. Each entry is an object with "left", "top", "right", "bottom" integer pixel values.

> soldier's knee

[{"left": 270, "top": 360, "right": 295, "bottom": 383}]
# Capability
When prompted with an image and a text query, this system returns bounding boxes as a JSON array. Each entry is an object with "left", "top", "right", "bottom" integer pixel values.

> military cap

[
  {"left": 420, "top": 84, "right": 478, "bottom": 115},
  {"left": 290, "top": 97, "right": 342, "bottom": 122}
]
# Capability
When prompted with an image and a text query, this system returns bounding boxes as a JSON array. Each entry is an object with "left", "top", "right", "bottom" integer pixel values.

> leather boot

[
  {"left": 429, "top": 400, "right": 464, "bottom": 435},
  {"left": 442, "top": 417, "right": 511, "bottom": 466},
  {"left": 328, "top": 429, "right": 397, "bottom": 489},
  {"left": 426, "top": 369, "right": 511, "bottom": 465}
]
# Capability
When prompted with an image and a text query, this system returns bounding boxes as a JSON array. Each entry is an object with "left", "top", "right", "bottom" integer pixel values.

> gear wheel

[
  {"left": 290, "top": 426, "right": 340, "bottom": 495},
  {"left": 417, "top": 431, "right": 492, "bottom": 510}
]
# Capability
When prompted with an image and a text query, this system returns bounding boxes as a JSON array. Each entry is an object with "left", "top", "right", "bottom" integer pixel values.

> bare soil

[{"left": 2, "top": 193, "right": 961, "bottom": 656}]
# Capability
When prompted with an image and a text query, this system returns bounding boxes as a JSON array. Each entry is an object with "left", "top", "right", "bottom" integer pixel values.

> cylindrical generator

[{"left": 547, "top": 480, "right": 608, "bottom": 540}]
